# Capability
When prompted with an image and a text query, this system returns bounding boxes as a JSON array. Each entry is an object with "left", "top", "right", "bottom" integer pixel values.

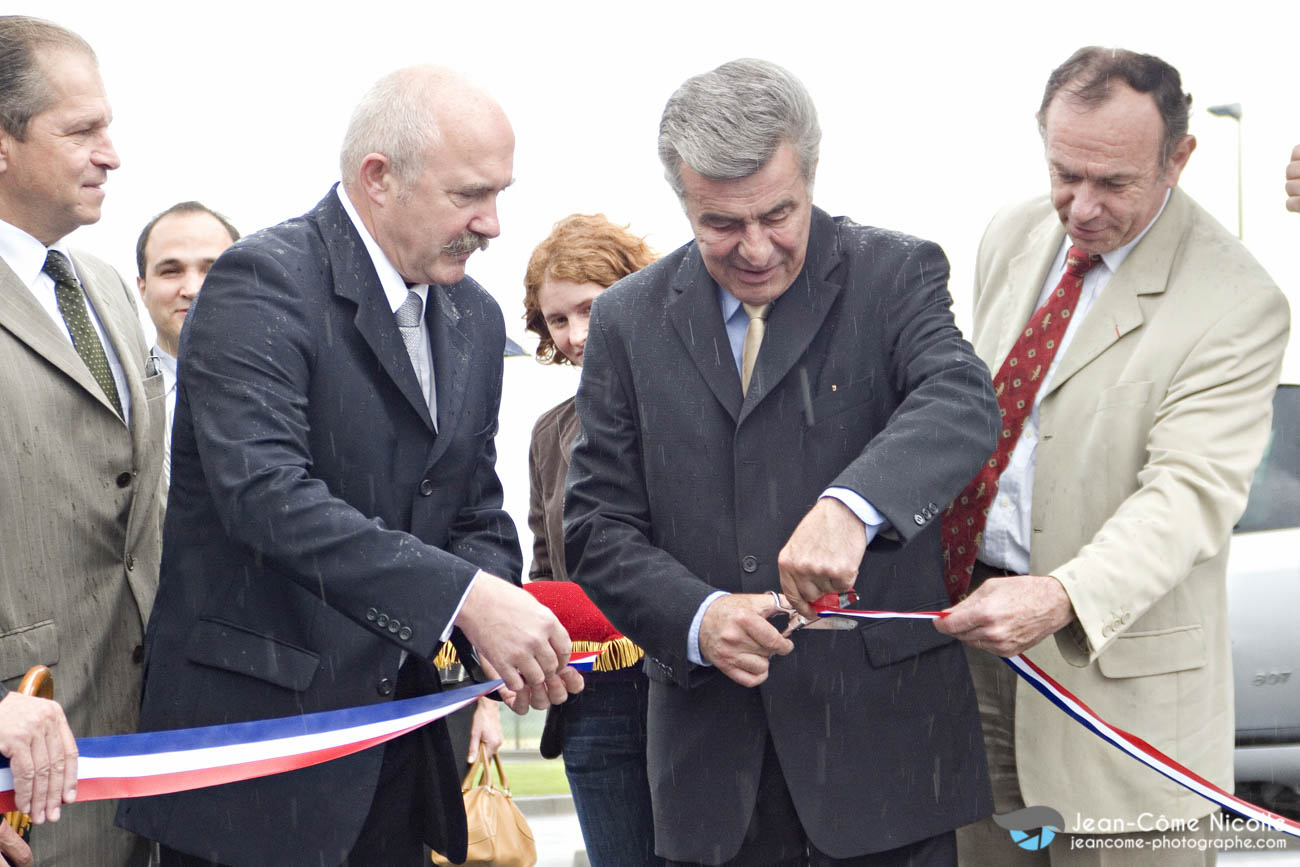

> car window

[{"left": 1236, "top": 384, "right": 1300, "bottom": 533}]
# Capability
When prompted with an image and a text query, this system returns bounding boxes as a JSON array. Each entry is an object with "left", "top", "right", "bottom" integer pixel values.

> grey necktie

[
  {"left": 740, "top": 302, "right": 770, "bottom": 395},
  {"left": 394, "top": 289, "right": 431, "bottom": 402},
  {"left": 43, "top": 250, "right": 123, "bottom": 417}
]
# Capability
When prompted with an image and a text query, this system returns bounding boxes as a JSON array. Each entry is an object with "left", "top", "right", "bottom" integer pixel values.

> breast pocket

[
  {"left": 802, "top": 378, "right": 877, "bottom": 490},
  {"left": 1095, "top": 380, "right": 1152, "bottom": 412}
]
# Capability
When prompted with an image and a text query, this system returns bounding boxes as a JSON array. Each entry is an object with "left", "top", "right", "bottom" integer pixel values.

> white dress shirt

[
  {"left": 0, "top": 217, "right": 132, "bottom": 423},
  {"left": 336, "top": 185, "right": 470, "bottom": 643},
  {"left": 979, "top": 192, "right": 1170, "bottom": 574},
  {"left": 152, "top": 344, "right": 177, "bottom": 488}
]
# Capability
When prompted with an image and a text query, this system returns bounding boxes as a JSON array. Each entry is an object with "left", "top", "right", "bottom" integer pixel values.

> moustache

[{"left": 443, "top": 233, "right": 490, "bottom": 255}]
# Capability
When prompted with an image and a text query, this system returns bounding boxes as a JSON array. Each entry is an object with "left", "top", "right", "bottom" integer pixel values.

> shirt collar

[
  {"left": 151, "top": 343, "right": 178, "bottom": 388},
  {"left": 717, "top": 284, "right": 743, "bottom": 322},
  {"left": 151, "top": 343, "right": 177, "bottom": 373},
  {"left": 0, "top": 217, "right": 79, "bottom": 287},
  {"left": 335, "top": 185, "right": 428, "bottom": 315}
]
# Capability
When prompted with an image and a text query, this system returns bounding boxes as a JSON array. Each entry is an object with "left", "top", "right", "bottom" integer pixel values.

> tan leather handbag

[{"left": 431, "top": 745, "right": 537, "bottom": 867}]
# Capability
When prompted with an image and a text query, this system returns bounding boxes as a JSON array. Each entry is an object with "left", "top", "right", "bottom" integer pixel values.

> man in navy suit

[{"left": 117, "top": 66, "right": 582, "bottom": 867}]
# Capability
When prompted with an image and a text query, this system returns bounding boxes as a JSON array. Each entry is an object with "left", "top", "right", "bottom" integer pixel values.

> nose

[
  {"left": 571, "top": 313, "right": 589, "bottom": 353},
  {"left": 94, "top": 131, "right": 121, "bottom": 171},
  {"left": 469, "top": 196, "right": 501, "bottom": 240},
  {"left": 180, "top": 270, "right": 202, "bottom": 299},
  {"left": 736, "top": 222, "right": 773, "bottom": 266},
  {"left": 1071, "top": 182, "right": 1103, "bottom": 224}
]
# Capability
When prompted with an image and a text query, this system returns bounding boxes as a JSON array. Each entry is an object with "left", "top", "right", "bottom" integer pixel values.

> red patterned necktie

[{"left": 941, "top": 245, "right": 1097, "bottom": 602}]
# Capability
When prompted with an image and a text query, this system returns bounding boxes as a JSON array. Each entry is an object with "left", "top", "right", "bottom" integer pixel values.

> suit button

[
  {"left": 740, "top": 555, "right": 758, "bottom": 573},
  {"left": 125, "top": 554, "right": 135, "bottom": 571},
  {"left": 387, "top": 620, "right": 401, "bottom": 634},
  {"left": 419, "top": 479, "right": 434, "bottom": 496},
  {"left": 398, "top": 626, "right": 412, "bottom": 640},
  {"left": 376, "top": 613, "right": 389, "bottom": 628},
  {"left": 913, "top": 514, "right": 925, "bottom": 526},
  {"left": 366, "top": 608, "right": 378, "bottom": 622},
  {"left": 131, "top": 645, "right": 144, "bottom": 664},
  {"left": 377, "top": 678, "right": 394, "bottom": 696},
  {"left": 115, "top": 471, "right": 132, "bottom": 488}
]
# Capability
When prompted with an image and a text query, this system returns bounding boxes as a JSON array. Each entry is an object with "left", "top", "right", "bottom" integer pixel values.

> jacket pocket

[
  {"left": 1096, "top": 625, "right": 1206, "bottom": 679},
  {"left": 1095, "top": 380, "right": 1152, "bottom": 412},
  {"left": 185, "top": 618, "right": 320, "bottom": 691},
  {"left": 0, "top": 620, "right": 59, "bottom": 683},
  {"left": 859, "top": 604, "right": 957, "bottom": 668},
  {"left": 807, "top": 377, "right": 874, "bottom": 426}
]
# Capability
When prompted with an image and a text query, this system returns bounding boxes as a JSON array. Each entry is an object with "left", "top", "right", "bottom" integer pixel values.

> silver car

[{"left": 1231, "top": 383, "right": 1300, "bottom": 812}]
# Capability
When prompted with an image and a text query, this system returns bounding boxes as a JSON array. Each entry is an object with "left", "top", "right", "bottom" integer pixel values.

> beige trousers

[{"left": 955, "top": 644, "right": 1215, "bottom": 866}]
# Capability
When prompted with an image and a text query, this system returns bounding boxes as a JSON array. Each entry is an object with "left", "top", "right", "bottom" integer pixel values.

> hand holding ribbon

[{"left": 934, "top": 573, "right": 1075, "bottom": 656}]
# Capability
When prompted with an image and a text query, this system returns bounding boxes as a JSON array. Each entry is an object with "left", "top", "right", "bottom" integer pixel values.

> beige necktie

[{"left": 740, "top": 302, "right": 770, "bottom": 395}]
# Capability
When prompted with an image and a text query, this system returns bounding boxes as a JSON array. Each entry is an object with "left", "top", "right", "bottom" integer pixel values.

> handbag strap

[{"left": 460, "top": 744, "right": 511, "bottom": 793}]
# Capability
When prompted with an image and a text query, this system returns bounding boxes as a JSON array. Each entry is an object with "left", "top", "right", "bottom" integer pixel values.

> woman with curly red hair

[{"left": 523, "top": 213, "right": 661, "bottom": 867}]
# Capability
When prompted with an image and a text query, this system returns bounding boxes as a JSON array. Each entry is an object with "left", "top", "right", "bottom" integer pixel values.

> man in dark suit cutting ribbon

[
  {"left": 117, "top": 65, "right": 582, "bottom": 867},
  {"left": 565, "top": 58, "right": 999, "bottom": 866}
]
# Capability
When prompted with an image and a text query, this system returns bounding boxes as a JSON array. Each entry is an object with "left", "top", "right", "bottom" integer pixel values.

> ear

[
  {"left": 1163, "top": 134, "right": 1196, "bottom": 187},
  {"left": 357, "top": 153, "right": 395, "bottom": 205},
  {"left": 0, "top": 131, "right": 11, "bottom": 173},
  {"left": 136, "top": 275, "right": 146, "bottom": 298}
]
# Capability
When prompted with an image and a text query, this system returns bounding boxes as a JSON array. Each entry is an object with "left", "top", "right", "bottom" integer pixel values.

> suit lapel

[
  {"left": 74, "top": 253, "right": 162, "bottom": 620},
  {"left": 739, "top": 208, "right": 843, "bottom": 426},
  {"left": 74, "top": 253, "right": 142, "bottom": 425},
  {"left": 987, "top": 216, "right": 1063, "bottom": 370},
  {"left": 1042, "top": 189, "right": 1187, "bottom": 399},
  {"left": 0, "top": 256, "right": 122, "bottom": 417},
  {"left": 317, "top": 191, "right": 436, "bottom": 433},
  {"left": 424, "top": 285, "right": 471, "bottom": 466},
  {"left": 667, "top": 252, "right": 743, "bottom": 423}
]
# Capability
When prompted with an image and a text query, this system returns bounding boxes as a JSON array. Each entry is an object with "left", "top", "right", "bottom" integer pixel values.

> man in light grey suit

[
  {"left": 0, "top": 15, "right": 164, "bottom": 866},
  {"left": 937, "top": 47, "right": 1289, "bottom": 864}
]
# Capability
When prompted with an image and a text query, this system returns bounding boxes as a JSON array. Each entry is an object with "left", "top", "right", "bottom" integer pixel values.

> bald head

[
  {"left": 338, "top": 65, "right": 514, "bottom": 287},
  {"left": 339, "top": 65, "right": 507, "bottom": 188}
]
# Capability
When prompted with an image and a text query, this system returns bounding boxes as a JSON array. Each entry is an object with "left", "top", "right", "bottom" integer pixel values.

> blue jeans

[{"left": 561, "top": 672, "right": 664, "bottom": 867}]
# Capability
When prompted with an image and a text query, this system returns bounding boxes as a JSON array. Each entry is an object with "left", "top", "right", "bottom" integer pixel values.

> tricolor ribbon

[
  {"left": 0, "top": 650, "right": 603, "bottom": 811},
  {"left": 820, "top": 607, "right": 1300, "bottom": 839}
]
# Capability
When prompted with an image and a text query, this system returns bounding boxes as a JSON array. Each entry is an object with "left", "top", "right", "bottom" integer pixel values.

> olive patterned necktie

[{"left": 43, "top": 250, "right": 123, "bottom": 417}]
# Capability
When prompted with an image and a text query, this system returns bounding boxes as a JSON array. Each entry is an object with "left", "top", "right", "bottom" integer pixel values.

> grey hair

[
  {"left": 658, "top": 58, "right": 821, "bottom": 200},
  {"left": 339, "top": 66, "right": 448, "bottom": 189},
  {"left": 0, "top": 16, "right": 96, "bottom": 140}
]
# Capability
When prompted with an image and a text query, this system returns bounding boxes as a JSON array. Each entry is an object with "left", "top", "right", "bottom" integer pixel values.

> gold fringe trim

[
  {"left": 433, "top": 637, "right": 644, "bottom": 673},
  {"left": 433, "top": 641, "right": 459, "bottom": 671},
  {"left": 573, "top": 637, "right": 644, "bottom": 672}
]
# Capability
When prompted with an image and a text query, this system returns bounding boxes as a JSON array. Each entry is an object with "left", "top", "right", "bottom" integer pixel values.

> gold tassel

[
  {"left": 433, "top": 641, "right": 459, "bottom": 671},
  {"left": 434, "top": 638, "right": 645, "bottom": 674}
]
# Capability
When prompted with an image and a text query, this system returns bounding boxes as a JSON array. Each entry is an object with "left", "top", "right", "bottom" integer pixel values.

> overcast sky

[{"left": 30, "top": 0, "right": 1300, "bottom": 546}]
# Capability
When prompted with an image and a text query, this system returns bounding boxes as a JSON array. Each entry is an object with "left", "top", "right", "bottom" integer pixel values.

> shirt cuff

[
  {"left": 440, "top": 570, "right": 481, "bottom": 642},
  {"left": 821, "top": 488, "right": 886, "bottom": 545},
  {"left": 687, "top": 590, "right": 730, "bottom": 666}
]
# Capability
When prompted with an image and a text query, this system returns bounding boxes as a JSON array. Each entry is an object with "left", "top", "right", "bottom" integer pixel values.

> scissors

[{"left": 768, "top": 590, "right": 859, "bottom": 638}]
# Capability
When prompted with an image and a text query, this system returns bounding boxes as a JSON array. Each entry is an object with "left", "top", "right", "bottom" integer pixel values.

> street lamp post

[{"left": 1207, "top": 103, "right": 1243, "bottom": 240}]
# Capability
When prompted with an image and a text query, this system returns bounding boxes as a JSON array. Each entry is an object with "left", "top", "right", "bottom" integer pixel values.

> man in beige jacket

[
  {"left": 0, "top": 16, "right": 164, "bottom": 865},
  {"left": 937, "top": 46, "right": 1290, "bottom": 864}
]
